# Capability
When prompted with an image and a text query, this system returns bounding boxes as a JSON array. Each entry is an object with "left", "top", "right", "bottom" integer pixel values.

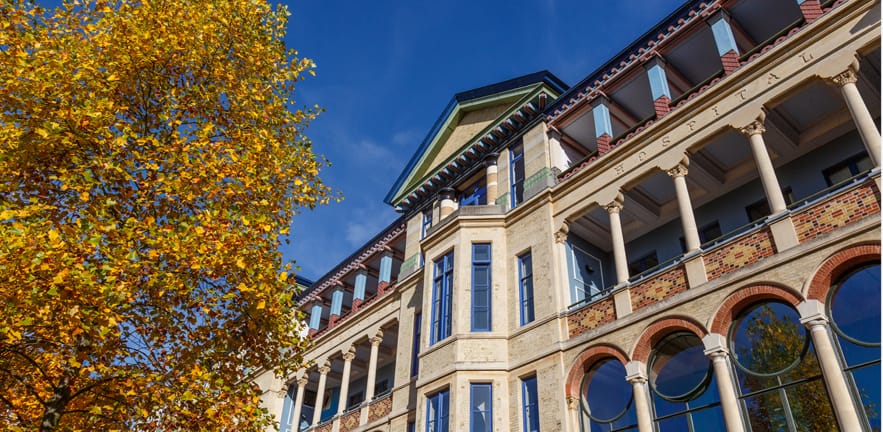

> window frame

[
  {"left": 822, "top": 153, "right": 873, "bottom": 187},
  {"left": 470, "top": 383, "right": 493, "bottom": 432},
  {"left": 426, "top": 389, "right": 450, "bottom": 432},
  {"left": 521, "top": 375, "right": 540, "bottom": 432},
  {"left": 430, "top": 251, "right": 454, "bottom": 345},
  {"left": 510, "top": 142, "right": 525, "bottom": 208},
  {"left": 518, "top": 252, "right": 535, "bottom": 325},
  {"left": 471, "top": 243, "right": 492, "bottom": 332},
  {"left": 411, "top": 312, "right": 422, "bottom": 377},
  {"left": 421, "top": 208, "right": 433, "bottom": 239}
]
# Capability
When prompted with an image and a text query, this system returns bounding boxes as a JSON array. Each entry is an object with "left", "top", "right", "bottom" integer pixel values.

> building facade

[{"left": 255, "top": 0, "right": 882, "bottom": 430}]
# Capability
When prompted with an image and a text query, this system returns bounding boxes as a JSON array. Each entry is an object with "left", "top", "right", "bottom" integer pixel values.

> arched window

[
  {"left": 579, "top": 358, "right": 637, "bottom": 431},
  {"left": 828, "top": 263, "right": 881, "bottom": 430},
  {"left": 648, "top": 332, "right": 725, "bottom": 431},
  {"left": 730, "top": 301, "right": 837, "bottom": 431}
]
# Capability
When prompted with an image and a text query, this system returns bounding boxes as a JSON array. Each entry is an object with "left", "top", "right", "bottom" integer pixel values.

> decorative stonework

[
  {"left": 704, "top": 228, "right": 776, "bottom": 281},
  {"left": 828, "top": 68, "right": 859, "bottom": 87},
  {"left": 338, "top": 409, "right": 361, "bottom": 432},
  {"left": 629, "top": 266, "right": 688, "bottom": 312},
  {"left": 367, "top": 394, "right": 393, "bottom": 423},
  {"left": 792, "top": 182, "right": 880, "bottom": 243},
  {"left": 568, "top": 297, "right": 616, "bottom": 338},
  {"left": 314, "top": 421, "right": 333, "bottom": 432},
  {"left": 666, "top": 163, "right": 688, "bottom": 178},
  {"left": 604, "top": 196, "right": 624, "bottom": 214},
  {"left": 738, "top": 120, "right": 766, "bottom": 136}
]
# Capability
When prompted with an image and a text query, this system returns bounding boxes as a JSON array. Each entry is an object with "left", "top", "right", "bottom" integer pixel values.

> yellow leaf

[
  {"left": 236, "top": 257, "right": 245, "bottom": 269},
  {"left": 256, "top": 300, "right": 266, "bottom": 310}
]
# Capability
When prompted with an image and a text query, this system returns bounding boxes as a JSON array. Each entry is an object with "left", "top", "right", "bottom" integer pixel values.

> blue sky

[{"left": 282, "top": 1, "right": 681, "bottom": 280}]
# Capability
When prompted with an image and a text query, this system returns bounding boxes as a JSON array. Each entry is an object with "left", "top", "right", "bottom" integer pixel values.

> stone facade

[{"left": 256, "top": 1, "right": 882, "bottom": 431}]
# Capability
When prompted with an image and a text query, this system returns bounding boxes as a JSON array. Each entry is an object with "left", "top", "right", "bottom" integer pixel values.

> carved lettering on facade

[
  {"left": 738, "top": 89, "right": 747, "bottom": 100},
  {"left": 638, "top": 151, "right": 647, "bottom": 161},
  {"left": 800, "top": 52, "right": 814, "bottom": 63},
  {"left": 687, "top": 120, "right": 696, "bottom": 131},
  {"left": 767, "top": 72, "right": 779, "bottom": 84},
  {"left": 662, "top": 135, "right": 671, "bottom": 147},
  {"left": 712, "top": 106, "right": 719, "bottom": 117},
  {"left": 615, "top": 164, "right": 625, "bottom": 175}
]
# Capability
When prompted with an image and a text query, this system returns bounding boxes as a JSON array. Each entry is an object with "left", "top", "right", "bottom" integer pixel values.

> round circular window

[
  {"left": 581, "top": 358, "right": 632, "bottom": 422},
  {"left": 730, "top": 301, "right": 808, "bottom": 376},
  {"left": 648, "top": 332, "right": 712, "bottom": 401}
]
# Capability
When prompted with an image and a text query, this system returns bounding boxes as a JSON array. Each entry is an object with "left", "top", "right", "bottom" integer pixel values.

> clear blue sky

[{"left": 282, "top": 1, "right": 681, "bottom": 280}]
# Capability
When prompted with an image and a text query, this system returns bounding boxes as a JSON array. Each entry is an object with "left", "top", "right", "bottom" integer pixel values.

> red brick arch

[
  {"left": 631, "top": 317, "right": 708, "bottom": 363},
  {"left": 564, "top": 344, "right": 629, "bottom": 399},
  {"left": 709, "top": 284, "right": 803, "bottom": 335},
  {"left": 806, "top": 244, "right": 880, "bottom": 301}
]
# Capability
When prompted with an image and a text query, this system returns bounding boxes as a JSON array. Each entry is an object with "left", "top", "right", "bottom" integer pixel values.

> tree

[{"left": 0, "top": 0, "right": 329, "bottom": 430}]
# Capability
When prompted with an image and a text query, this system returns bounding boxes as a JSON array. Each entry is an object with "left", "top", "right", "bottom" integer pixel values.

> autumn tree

[{"left": 0, "top": 0, "right": 328, "bottom": 430}]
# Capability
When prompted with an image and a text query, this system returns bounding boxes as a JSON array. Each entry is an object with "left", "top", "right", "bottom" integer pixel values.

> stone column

[
  {"left": 291, "top": 376, "right": 308, "bottom": 432},
  {"left": 625, "top": 361, "right": 654, "bottom": 432},
  {"left": 337, "top": 348, "right": 356, "bottom": 416},
  {"left": 438, "top": 188, "right": 456, "bottom": 219},
  {"left": 361, "top": 331, "right": 383, "bottom": 424},
  {"left": 740, "top": 117, "right": 788, "bottom": 214},
  {"left": 312, "top": 362, "right": 330, "bottom": 426},
  {"left": 829, "top": 67, "right": 881, "bottom": 168},
  {"left": 702, "top": 334, "right": 746, "bottom": 432},
  {"left": 485, "top": 154, "right": 499, "bottom": 204},
  {"left": 605, "top": 195, "right": 629, "bottom": 284},
  {"left": 667, "top": 161, "right": 701, "bottom": 252},
  {"left": 798, "top": 300, "right": 863, "bottom": 431}
]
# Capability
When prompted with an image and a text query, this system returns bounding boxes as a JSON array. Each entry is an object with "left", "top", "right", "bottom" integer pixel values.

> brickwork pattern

[
  {"left": 800, "top": 0, "right": 824, "bottom": 23},
  {"left": 807, "top": 244, "right": 881, "bottom": 301},
  {"left": 564, "top": 344, "right": 629, "bottom": 397},
  {"left": 596, "top": 133, "right": 612, "bottom": 156},
  {"left": 367, "top": 394, "right": 392, "bottom": 423},
  {"left": 704, "top": 228, "right": 776, "bottom": 281},
  {"left": 793, "top": 183, "right": 880, "bottom": 243},
  {"left": 338, "top": 409, "right": 361, "bottom": 432},
  {"left": 709, "top": 284, "right": 803, "bottom": 335},
  {"left": 632, "top": 317, "right": 707, "bottom": 362},
  {"left": 721, "top": 50, "right": 741, "bottom": 74},
  {"left": 629, "top": 266, "right": 687, "bottom": 312},
  {"left": 653, "top": 95, "right": 671, "bottom": 118},
  {"left": 568, "top": 297, "right": 616, "bottom": 338},
  {"left": 314, "top": 422, "right": 333, "bottom": 432}
]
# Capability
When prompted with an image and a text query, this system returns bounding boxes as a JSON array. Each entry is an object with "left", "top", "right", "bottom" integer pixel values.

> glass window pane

[
  {"left": 649, "top": 333, "right": 711, "bottom": 401},
  {"left": 786, "top": 380, "right": 838, "bottom": 431},
  {"left": 473, "top": 244, "right": 491, "bottom": 262},
  {"left": 688, "top": 405, "right": 726, "bottom": 432},
  {"left": 830, "top": 265, "right": 881, "bottom": 345},
  {"left": 851, "top": 364, "right": 882, "bottom": 429},
  {"left": 656, "top": 415, "right": 688, "bottom": 432},
  {"left": 742, "top": 390, "right": 789, "bottom": 432},
  {"left": 584, "top": 359, "right": 632, "bottom": 422},
  {"left": 731, "top": 302, "right": 807, "bottom": 375}
]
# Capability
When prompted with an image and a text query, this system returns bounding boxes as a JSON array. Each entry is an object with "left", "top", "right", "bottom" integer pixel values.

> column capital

[
  {"left": 739, "top": 119, "right": 766, "bottom": 136},
  {"left": 666, "top": 163, "right": 689, "bottom": 178},
  {"left": 827, "top": 68, "right": 859, "bottom": 87},
  {"left": 484, "top": 153, "right": 499, "bottom": 166},
  {"left": 702, "top": 333, "right": 730, "bottom": 358},
  {"left": 297, "top": 376, "right": 309, "bottom": 387},
  {"left": 342, "top": 348, "right": 357, "bottom": 362},
  {"left": 554, "top": 223, "right": 570, "bottom": 244},
  {"left": 625, "top": 361, "right": 648, "bottom": 384},
  {"left": 566, "top": 396, "right": 579, "bottom": 410},
  {"left": 438, "top": 187, "right": 456, "bottom": 200},
  {"left": 370, "top": 331, "right": 384, "bottom": 346},
  {"left": 604, "top": 193, "right": 625, "bottom": 214},
  {"left": 797, "top": 299, "right": 829, "bottom": 327},
  {"left": 317, "top": 362, "right": 331, "bottom": 375}
]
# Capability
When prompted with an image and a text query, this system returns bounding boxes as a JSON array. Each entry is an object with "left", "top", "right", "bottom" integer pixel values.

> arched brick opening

[
  {"left": 806, "top": 243, "right": 881, "bottom": 301},
  {"left": 709, "top": 284, "right": 803, "bottom": 335},
  {"left": 631, "top": 317, "right": 708, "bottom": 363},
  {"left": 564, "top": 344, "right": 630, "bottom": 398}
]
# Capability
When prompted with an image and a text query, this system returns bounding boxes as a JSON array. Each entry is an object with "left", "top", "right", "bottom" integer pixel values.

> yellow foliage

[{"left": 0, "top": 0, "right": 326, "bottom": 430}]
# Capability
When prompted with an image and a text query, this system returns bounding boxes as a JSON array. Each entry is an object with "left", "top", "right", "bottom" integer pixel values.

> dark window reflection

[
  {"left": 580, "top": 358, "right": 637, "bottom": 432},
  {"left": 729, "top": 301, "right": 837, "bottom": 431}
]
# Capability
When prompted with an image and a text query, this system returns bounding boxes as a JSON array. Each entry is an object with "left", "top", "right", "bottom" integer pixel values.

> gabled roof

[{"left": 384, "top": 71, "right": 567, "bottom": 208}]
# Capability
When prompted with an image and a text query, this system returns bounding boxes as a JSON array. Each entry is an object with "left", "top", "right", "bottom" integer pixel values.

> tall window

[
  {"left": 510, "top": 142, "right": 525, "bottom": 208},
  {"left": 518, "top": 252, "right": 534, "bottom": 325},
  {"left": 827, "top": 264, "right": 880, "bottom": 429},
  {"left": 470, "top": 383, "right": 493, "bottom": 432},
  {"left": 411, "top": 312, "right": 422, "bottom": 377},
  {"left": 427, "top": 389, "right": 450, "bottom": 432},
  {"left": 569, "top": 244, "right": 605, "bottom": 304},
  {"left": 648, "top": 332, "right": 724, "bottom": 431},
  {"left": 521, "top": 375, "right": 540, "bottom": 432},
  {"left": 279, "top": 384, "right": 297, "bottom": 432},
  {"left": 730, "top": 302, "right": 836, "bottom": 431},
  {"left": 422, "top": 208, "right": 433, "bottom": 239},
  {"left": 471, "top": 243, "right": 491, "bottom": 331},
  {"left": 430, "top": 252, "right": 453, "bottom": 345}
]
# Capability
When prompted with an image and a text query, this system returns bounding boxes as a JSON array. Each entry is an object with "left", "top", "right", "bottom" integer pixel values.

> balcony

[{"left": 567, "top": 173, "right": 880, "bottom": 339}]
